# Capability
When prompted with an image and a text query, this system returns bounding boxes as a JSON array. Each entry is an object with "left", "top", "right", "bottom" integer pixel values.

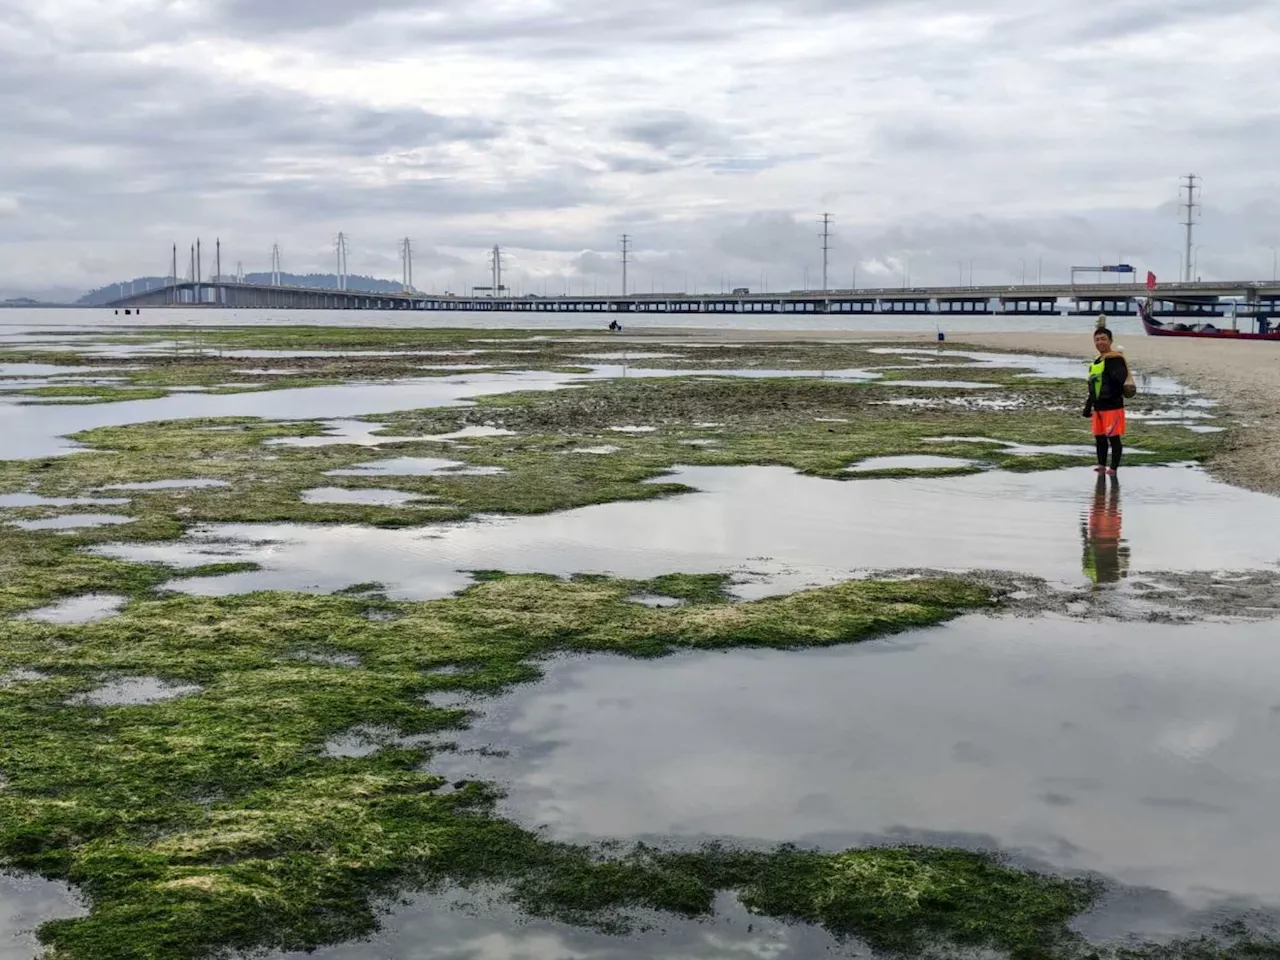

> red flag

[{"left": 1146, "top": 271, "right": 1157, "bottom": 291}]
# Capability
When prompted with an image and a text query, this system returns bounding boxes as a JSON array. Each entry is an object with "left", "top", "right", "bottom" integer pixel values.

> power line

[
  {"left": 1181, "top": 174, "right": 1200, "bottom": 283},
  {"left": 820, "top": 213, "right": 833, "bottom": 293},
  {"left": 490, "top": 245, "right": 503, "bottom": 298},
  {"left": 401, "top": 238, "right": 414, "bottom": 293},
  {"left": 335, "top": 232, "right": 350, "bottom": 290},
  {"left": 620, "top": 234, "right": 632, "bottom": 297}
]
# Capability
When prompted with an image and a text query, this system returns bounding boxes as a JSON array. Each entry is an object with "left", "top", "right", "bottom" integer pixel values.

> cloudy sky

[{"left": 1, "top": 0, "right": 1278, "bottom": 300}]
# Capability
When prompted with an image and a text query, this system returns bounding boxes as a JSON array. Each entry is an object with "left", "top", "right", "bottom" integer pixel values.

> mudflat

[{"left": 642, "top": 327, "right": 1280, "bottom": 495}]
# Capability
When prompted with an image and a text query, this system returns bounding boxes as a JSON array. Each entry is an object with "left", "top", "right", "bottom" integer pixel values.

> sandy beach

[{"left": 638, "top": 327, "right": 1280, "bottom": 495}]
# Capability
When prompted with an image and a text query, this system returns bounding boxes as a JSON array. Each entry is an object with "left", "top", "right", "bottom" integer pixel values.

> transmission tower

[
  {"left": 490, "top": 245, "right": 503, "bottom": 297},
  {"left": 235, "top": 261, "right": 245, "bottom": 283},
  {"left": 335, "top": 232, "right": 350, "bottom": 291},
  {"left": 401, "top": 238, "right": 414, "bottom": 293},
  {"left": 270, "top": 243, "right": 282, "bottom": 286},
  {"left": 820, "top": 214, "right": 833, "bottom": 292},
  {"left": 620, "top": 234, "right": 632, "bottom": 296},
  {"left": 1181, "top": 174, "right": 1200, "bottom": 283}
]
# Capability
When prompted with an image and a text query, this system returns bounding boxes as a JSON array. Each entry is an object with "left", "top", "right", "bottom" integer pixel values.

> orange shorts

[{"left": 1092, "top": 409, "right": 1126, "bottom": 437}]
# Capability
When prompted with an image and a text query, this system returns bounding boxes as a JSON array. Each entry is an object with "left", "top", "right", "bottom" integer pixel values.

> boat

[{"left": 1139, "top": 298, "right": 1280, "bottom": 341}]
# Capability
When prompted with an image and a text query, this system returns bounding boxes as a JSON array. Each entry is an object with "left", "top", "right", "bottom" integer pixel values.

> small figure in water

[
  {"left": 1081, "top": 474, "right": 1130, "bottom": 585},
  {"left": 1083, "top": 325, "right": 1130, "bottom": 476},
  {"left": 608, "top": 319, "right": 622, "bottom": 331}
]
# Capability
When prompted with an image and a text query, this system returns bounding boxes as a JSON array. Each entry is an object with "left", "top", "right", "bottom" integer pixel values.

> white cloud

[{"left": 0, "top": 0, "right": 1278, "bottom": 297}]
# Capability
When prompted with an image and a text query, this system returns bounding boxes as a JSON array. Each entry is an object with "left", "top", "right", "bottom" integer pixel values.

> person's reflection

[{"left": 1082, "top": 475, "right": 1130, "bottom": 585}]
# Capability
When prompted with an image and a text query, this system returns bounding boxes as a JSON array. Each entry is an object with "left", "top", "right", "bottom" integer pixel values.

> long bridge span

[{"left": 105, "top": 280, "right": 1280, "bottom": 321}]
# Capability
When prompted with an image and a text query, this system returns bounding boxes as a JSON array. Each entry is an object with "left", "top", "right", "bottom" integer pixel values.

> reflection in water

[
  {"left": 429, "top": 617, "right": 1280, "bottom": 913},
  {"left": 1082, "top": 476, "right": 1131, "bottom": 585}
]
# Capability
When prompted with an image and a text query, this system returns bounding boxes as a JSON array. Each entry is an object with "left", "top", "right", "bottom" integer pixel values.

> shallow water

[
  {"left": 846, "top": 455, "right": 982, "bottom": 472},
  {"left": 327, "top": 457, "right": 507, "bottom": 478},
  {"left": 0, "top": 873, "right": 85, "bottom": 960},
  {"left": 12, "top": 513, "right": 132, "bottom": 531},
  {"left": 0, "top": 493, "right": 129, "bottom": 508},
  {"left": 0, "top": 370, "right": 576, "bottom": 460},
  {"left": 0, "top": 309, "right": 1147, "bottom": 334},
  {"left": 430, "top": 616, "right": 1280, "bottom": 913},
  {"left": 73, "top": 676, "right": 202, "bottom": 707},
  {"left": 301, "top": 487, "right": 434, "bottom": 507},
  {"left": 96, "top": 465, "right": 1280, "bottom": 599},
  {"left": 19, "top": 594, "right": 126, "bottom": 624},
  {"left": 266, "top": 420, "right": 421, "bottom": 448},
  {"left": 101, "top": 479, "right": 229, "bottom": 491},
  {"left": 268, "top": 887, "right": 854, "bottom": 960}
]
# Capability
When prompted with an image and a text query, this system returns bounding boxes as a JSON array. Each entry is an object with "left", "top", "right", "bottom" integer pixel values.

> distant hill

[
  {"left": 77, "top": 273, "right": 410, "bottom": 306},
  {"left": 0, "top": 297, "right": 47, "bottom": 307}
]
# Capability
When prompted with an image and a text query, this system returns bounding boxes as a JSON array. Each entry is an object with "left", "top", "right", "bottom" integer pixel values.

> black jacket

[{"left": 1084, "top": 355, "right": 1128, "bottom": 415}]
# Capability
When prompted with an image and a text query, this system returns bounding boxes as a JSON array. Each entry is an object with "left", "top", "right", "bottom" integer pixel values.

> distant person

[
  {"left": 1082, "top": 326, "right": 1131, "bottom": 476},
  {"left": 608, "top": 319, "right": 621, "bottom": 331}
]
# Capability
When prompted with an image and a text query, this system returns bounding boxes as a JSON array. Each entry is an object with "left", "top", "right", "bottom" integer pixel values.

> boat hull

[{"left": 1142, "top": 317, "right": 1280, "bottom": 341}]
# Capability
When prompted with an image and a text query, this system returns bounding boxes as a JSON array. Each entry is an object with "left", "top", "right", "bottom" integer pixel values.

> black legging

[{"left": 1095, "top": 435, "right": 1123, "bottom": 470}]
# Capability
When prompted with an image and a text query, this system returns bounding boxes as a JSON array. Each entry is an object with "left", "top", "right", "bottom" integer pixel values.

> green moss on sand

[{"left": 0, "top": 571, "right": 1035, "bottom": 960}]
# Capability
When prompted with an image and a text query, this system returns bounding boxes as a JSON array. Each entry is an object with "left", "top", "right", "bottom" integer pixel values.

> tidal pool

[
  {"left": 845, "top": 455, "right": 982, "bottom": 473},
  {"left": 12, "top": 514, "right": 132, "bottom": 531},
  {"left": 430, "top": 616, "right": 1280, "bottom": 915},
  {"left": 327, "top": 457, "right": 507, "bottom": 477},
  {"left": 0, "top": 874, "right": 85, "bottom": 960},
  {"left": 0, "top": 371, "right": 577, "bottom": 460},
  {"left": 19, "top": 594, "right": 126, "bottom": 624},
  {"left": 270, "top": 887, "right": 852, "bottom": 960},
  {"left": 301, "top": 487, "right": 435, "bottom": 507},
  {"left": 97, "top": 465, "right": 1280, "bottom": 599}
]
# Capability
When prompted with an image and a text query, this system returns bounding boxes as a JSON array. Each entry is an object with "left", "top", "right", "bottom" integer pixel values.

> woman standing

[{"left": 1083, "top": 326, "right": 1130, "bottom": 475}]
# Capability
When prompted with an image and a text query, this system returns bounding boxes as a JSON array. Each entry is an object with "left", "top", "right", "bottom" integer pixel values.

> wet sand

[{"left": 638, "top": 327, "right": 1280, "bottom": 496}]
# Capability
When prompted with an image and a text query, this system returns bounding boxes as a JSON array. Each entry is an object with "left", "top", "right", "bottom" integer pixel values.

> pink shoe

[
  {"left": 1094, "top": 466, "right": 1106, "bottom": 474},
  {"left": 1106, "top": 468, "right": 1117, "bottom": 476}
]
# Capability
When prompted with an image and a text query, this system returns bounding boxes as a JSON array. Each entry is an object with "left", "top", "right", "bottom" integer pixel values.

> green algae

[{"left": 0, "top": 570, "right": 1022, "bottom": 960}]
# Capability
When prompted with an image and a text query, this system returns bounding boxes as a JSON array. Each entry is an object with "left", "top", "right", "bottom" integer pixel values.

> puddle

[
  {"left": 290, "top": 650, "right": 362, "bottom": 667},
  {"left": 420, "top": 426, "right": 517, "bottom": 442},
  {"left": 301, "top": 487, "right": 433, "bottom": 507},
  {"left": 627, "top": 594, "right": 685, "bottom": 608},
  {"left": 0, "top": 493, "right": 129, "bottom": 508},
  {"left": 328, "top": 458, "right": 507, "bottom": 478},
  {"left": 609, "top": 426, "right": 657, "bottom": 434},
  {"left": 0, "top": 371, "right": 577, "bottom": 460},
  {"left": 12, "top": 514, "right": 132, "bottom": 531},
  {"left": 0, "top": 363, "right": 115, "bottom": 376},
  {"left": 267, "top": 420, "right": 421, "bottom": 448},
  {"left": 923, "top": 437, "right": 1154, "bottom": 458},
  {"left": 267, "top": 886, "right": 853, "bottom": 960},
  {"left": 0, "top": 873, "right": 86, "bottom": 960},
  {"left": 19, "top": 594, "right": 126, "bottom": 624},
  {"left": 570, "top": 446, "right": 621, "bottom": 455},
  {"left": 431, "top": 615, "right": 1280, "bottom": 913},
  {"left": 97, "top": 465, "right": 1280, "bottom": 599},
  {"left": 679, "top": 439, "right": 720, "bottom": 447},
  {"left": 570, "top": 352, "right": 688, "bottom": 361},
  {"left": 233, "top": 368, "right": 303, "bottom": 376},
  {"left": 846, "top": 455, "right": 983, "bottom": 473},
  {"left": 100, "top": 479, "right": 230, "bottom": 491},
  {"left": 0, "top": 669, "right": 49, "bottom": 688},
  {"left": 72, "top": 676, "right": 202, "bottom": 707},
  {"left": 324, "top": 725, "right": 435, "bottom": 759},
  {"left": 883, "top": 379, "right": 1001, "bottom": 389}
]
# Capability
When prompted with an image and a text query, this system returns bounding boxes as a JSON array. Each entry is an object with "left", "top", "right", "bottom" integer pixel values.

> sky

[{"left": 1, "top": 0, "right": 1278, "bottom": 300}]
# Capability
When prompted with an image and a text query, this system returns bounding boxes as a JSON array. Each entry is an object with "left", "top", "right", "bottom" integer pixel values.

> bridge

[{"left": 105, "top": 279, "right": 1280, "bottom": 321}]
